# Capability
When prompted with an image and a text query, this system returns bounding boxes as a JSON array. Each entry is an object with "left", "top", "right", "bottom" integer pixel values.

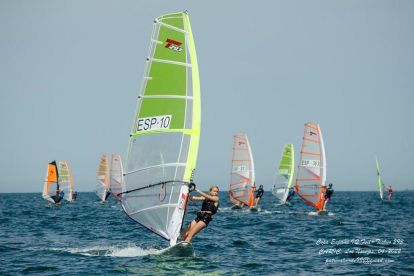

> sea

[{"left": 1, "top": 191, "right": 413, "bottom": 275}]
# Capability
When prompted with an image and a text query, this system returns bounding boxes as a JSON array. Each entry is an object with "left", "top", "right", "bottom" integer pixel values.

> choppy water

[{"left": 1, "top": 191, "right": 413, "bottom": 275}]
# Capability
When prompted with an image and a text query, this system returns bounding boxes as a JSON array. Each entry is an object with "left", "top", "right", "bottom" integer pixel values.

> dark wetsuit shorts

[{"left": 194, "top": 212, "right": 212, "bottom": 227}]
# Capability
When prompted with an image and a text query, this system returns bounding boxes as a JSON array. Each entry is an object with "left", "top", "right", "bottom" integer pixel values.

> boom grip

[{"left": 188, "top": 183, "right": 196, "bottom": 191}]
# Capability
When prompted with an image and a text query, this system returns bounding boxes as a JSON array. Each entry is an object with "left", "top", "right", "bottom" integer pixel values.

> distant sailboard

[
  {"left": 94, "top": 155, "right": 110, "bottom": 202},
  {"left": 229, "top": 134, "right": 255, "bottom": 209},
  {"left": 271, "top": 144, "right": 295, "bottom": 204},
  {"left": 295, "top": 123, "right": 327, "bottom": 212},
  {"left": 58, "top": 161, "right": 73, "bottom": 202},
  {"left": 375, "top": 156, "right": 385, "bottom": 201},
  {"left": 110, "top": 154, "right": 123, "bottom": 201},
  {"left": 119, "top": 11, "right": 201, "bottom": 257},
  {"left": 42, "top": 161, "right": 60, "bottom": 203}
]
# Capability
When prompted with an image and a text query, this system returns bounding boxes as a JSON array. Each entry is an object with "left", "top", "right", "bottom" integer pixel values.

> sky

[{"left": 1, "top": 0, "right": 413, "bottom": 193}]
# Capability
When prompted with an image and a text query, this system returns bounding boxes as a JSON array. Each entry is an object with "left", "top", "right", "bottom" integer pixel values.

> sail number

[
  {"left": 136, "top": 115, "right": 172, "bottom": 132},
  {"left": 278, "top": 169, "right": 290, "bottom": 174},
  {"left": 301, "top": 159, "right": 320, "bottom": 167},
  {"left": 233, "top": 166, "right": 246, "bottom": 172}
]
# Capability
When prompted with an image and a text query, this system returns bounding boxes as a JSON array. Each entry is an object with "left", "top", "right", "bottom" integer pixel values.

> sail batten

[
  {"left": 148, "top": 58, "right": 192, "bottom": 67},
  {"left": 124, "top": 163, "right": 187, "bottom": 175},
  {"left": 122, "top": 11, "right": 200, "bottom": 246},
  {"left": 154, "top": 20, "right": 188, "bottom": 34},
  {"left": 295, "top": 123, "right": 326, "bottom": 211}
]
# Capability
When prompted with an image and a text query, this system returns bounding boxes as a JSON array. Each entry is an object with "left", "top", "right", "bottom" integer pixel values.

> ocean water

[{"left": 1, "top": 191, "right": 413, "bottom": 275}]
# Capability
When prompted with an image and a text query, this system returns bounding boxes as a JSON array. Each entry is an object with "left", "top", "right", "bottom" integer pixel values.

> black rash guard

[
  {"left": 201, "top": 198, "right": 219, "bottom": 214},
  {"left": 255, "top": 188, "right": 264, "bottom": 198}
]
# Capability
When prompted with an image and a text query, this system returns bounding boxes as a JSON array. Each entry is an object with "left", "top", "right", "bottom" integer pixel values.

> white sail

[
  {"left": 229, "top": 134, "right": 255, "bottom": 207},
  {"left": 58, "top": 161, "right": 73, "bottom": 202},
  {"left": 94, "top": 155, "right": 110, "bottom": 201},
  {"left": 121, "top": 11, "right": 201, "bottom": 246},
  {"left": 110, "top": 154, "right": 123, "bottom": 201}
]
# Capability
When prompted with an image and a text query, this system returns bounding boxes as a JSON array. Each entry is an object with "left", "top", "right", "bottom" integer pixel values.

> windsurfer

[
  {"left": 180, "top": 185, "right": 219, "bottom": 242},
  {"left": 252, "top": 185, "right": 264, "bottom": 208},
  {"left": 322, "top": 183, "right": 334, "bottom": 211},
  {"left": 384, "top": 185, "right": 392, "bottom": 202},
  {"left": 71, "top": 191, "right": 77, "bottom": 202},
  {"left": 286, "top": 187, "right": 295, "bottom": 202}
]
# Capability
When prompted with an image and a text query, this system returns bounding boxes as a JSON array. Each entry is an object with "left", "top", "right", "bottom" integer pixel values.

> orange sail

[
  {"left": 295, "top": 123, "right": 326, "bottom": 211},
  {"left": 42, "top": 161, "right": 60, "bottom": 203}
]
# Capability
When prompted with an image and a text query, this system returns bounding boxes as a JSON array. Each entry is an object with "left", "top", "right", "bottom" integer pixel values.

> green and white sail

[
  {"left": 121, "top": 11, "right": 201, "bottom": 246},
  {"left": 375, "top": 156, "right": 384, "bottom": 200},
  {"left": 271, "top": 144, "right": 295, "bottom": 203},
  {"left": 58, "top": 161, "right": 73, "bottom": 202}
]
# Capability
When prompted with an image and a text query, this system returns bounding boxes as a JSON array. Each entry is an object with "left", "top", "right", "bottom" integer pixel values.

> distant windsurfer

[
  {"left": 384, "top": 185, "right": 393, "bottom": 202},
  {"left": 71, "top": 191, "right": 77, "bottom": 202},
  {"left": 322, "top": 183, "right": 334, "bottom": 211},
  {"left": 286, "top": 187, "right": 295, "bottom": 203},
  {"left": 180, "top": 185, "right": 219, "bottom": 243},
  {"left": 252, "top": 185, "right": 264, "bottom": 208}
]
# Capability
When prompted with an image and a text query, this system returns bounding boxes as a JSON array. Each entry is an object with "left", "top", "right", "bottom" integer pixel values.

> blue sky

[{"left": 1, "top": 0, "right": 413, "bottom": 193}]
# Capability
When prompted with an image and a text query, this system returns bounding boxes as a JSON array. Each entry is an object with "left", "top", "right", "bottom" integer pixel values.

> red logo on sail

[
  {"left": 165, "top": 39, "right": 183, "bottom": 52},
  {"left": 310, "top": 131, "right": 317, "bottom": 136},
  {"left": 238, "top": 142, "right": 245, "bottom": 145}
]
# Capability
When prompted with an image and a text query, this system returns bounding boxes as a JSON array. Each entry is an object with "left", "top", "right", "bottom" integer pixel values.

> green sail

[
  {"left": 122, "top": 12, "right": 201, "bottom": 246},
  {"left": 271, "top": 144, "right": 295, "bottom": 203},
  {"left": 375, "top": 156, "right": 384, "bottom": 200}
]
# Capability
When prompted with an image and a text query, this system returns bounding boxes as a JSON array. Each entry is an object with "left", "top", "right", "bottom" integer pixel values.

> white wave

[
  {"left": 106, "top": 244, "right": 159, "bottom": 257},
  {"left": 48, "top": 243, "right": 159, "bottom": 257}
]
